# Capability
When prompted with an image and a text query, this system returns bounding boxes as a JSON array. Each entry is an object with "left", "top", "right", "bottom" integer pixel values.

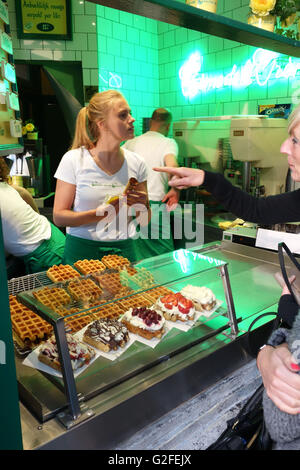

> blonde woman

[{"left": 53, "top": 90, "right": 151, "bottom": 264}]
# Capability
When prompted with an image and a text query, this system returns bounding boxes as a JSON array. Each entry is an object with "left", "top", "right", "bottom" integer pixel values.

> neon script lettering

[{"left": 179, "top": 49, "right": 300, "bottom": 99}]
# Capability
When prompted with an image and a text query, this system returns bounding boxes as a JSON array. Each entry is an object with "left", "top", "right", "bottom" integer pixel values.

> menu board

[{"left": 0, "top": 0, "right": 22, "bottom": 156}]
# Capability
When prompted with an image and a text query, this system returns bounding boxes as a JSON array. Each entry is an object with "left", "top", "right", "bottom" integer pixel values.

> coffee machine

[{"left": 173, "top": 115, "right": 288, "bottom": 197}]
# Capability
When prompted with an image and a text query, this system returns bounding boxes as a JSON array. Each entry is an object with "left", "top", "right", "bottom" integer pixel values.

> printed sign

[
  {"left": 15, "top": 0, "right": 72, "bottom": 40},
  {"left": 0, "top": 1, "right": 9, "bottom": 24}
]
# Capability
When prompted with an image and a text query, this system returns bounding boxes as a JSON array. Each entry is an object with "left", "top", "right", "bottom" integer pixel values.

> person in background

[
  {"left": 153, "top": 102, "right": 300, "bottom": 419},
  {"left": 53, "top": 90, "right": 151, "bottom": 265},
  {"left": 123, "top": 108, "right": 179, "bottom": 257},
  {"left": 0, "top": 157, "right": 65, "bottom": 274}
]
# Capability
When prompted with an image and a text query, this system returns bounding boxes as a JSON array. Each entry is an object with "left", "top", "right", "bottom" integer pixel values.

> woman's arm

[
  {"left": 154, "top": 166, "right": 300, "bottom": 225},
  {"left": 12, "top": 184, "right": 39, "bottom": 213},
  {"left": 53, "top": 179, "right": 111, "bottom": 227}
]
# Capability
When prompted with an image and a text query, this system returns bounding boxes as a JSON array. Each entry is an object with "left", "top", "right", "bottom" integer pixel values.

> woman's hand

[
  {"left": 153, "top": 166, "right": 205, "bottom": 189},
  {"left": 281, "top": 275, "right": 296, "bottom": 296},
  {"left": 162, "top": 187, "right": 180, "bottom": 211},
  {"left": 257, "top": 343, "right": 300, "bottom": 414}
]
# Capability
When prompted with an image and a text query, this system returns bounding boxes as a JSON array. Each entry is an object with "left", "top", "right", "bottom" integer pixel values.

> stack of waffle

[{"left": 9, "top": 295, "right": 53, "bottom": 348}]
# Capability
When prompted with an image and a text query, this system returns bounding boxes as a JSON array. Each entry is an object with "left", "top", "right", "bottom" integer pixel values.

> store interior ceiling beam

[{"left": 90, "top": 0, "right": 300, "bottom": 58}]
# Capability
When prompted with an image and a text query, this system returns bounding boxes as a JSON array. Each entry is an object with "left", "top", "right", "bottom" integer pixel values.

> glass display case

[{"left": 8, "top": 249, "right": 238, "bottom": 428}]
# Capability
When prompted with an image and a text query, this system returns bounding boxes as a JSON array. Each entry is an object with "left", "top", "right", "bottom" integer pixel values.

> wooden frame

[{"left": 15, "top": 0, "right": 72, "bottom": 40}]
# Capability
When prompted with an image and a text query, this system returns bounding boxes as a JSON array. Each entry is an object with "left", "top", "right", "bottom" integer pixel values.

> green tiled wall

[
  {"left": 96, "top": 5, "right": 159, "bottom": 135},
  {"left": 7, "top": 0, "right": 297, "bottom": 136}
]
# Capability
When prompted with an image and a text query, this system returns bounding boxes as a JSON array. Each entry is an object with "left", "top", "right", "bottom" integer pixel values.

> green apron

[
  {"left": 136, "top": 201, "right": 174, "bottom": 258},
  {"left": 21, "top": 223, "right": 65, "bottom": 274},
  {"left": 63, "top": 234, "right": 142, "bottom": 265}
]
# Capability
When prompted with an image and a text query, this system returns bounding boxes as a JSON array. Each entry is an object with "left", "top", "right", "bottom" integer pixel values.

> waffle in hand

[
  {"left": 47, "top": 264, "right": 81, "bottom": 283},
  {"left": 9, "top": 295, "right": 53, "bottom": 348},
  {"left": 101, "top": 254, "right": 130, "bottom": 270},
  {"left": 33, "top": 286, "right": 71, "bottom": 309},
  {"left": 67, "top": 278, "right": 102, "bottom": 303},
  {"left": 74, "top": 259, "right": 106, "bottom": 275}
]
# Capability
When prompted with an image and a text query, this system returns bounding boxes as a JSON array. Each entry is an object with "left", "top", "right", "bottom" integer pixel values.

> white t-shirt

[
  {"left": 54, "top": 147, "right": 148, "bottom": 241},
  {"left": 123, "top": 131, "right": 178, "bottom": 201},
  {"left": 0, "top": 183, "right": 51, "bottom": 256}
]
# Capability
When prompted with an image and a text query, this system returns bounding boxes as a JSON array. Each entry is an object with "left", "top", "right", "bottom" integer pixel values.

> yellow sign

[{"left": 16, "top": 0, "right": 72, "bottom": 40}]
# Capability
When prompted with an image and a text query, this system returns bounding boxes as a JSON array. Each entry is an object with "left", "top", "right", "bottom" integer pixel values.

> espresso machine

[{"left": 173, "top": 115, "right": 288, "bottom": 197}]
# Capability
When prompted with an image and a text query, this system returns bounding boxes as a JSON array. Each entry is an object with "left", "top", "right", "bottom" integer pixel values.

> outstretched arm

[{"left": 154, "top": 166, "right": 205, "bottom": 189}]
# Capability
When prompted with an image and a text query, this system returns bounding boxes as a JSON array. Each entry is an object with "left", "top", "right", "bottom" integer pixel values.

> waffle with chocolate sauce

[
  {"left": 47, "top": 264, "right": 81, "bottom": 283},
  {"left": 83, "top": 319, "right": 129, "bottom": 352}
]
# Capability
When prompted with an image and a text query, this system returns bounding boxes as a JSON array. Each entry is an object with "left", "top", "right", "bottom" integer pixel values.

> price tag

[
  {"left": 0, "top": 31, "right": 13, "bottom": 55},
  {"left": 0, "top": 2, "right": 9, "bottom": 25},
  {"left": 6, "top": 91, "right": 19, "bottom": 111},
  {"left": 1, "top": 60, "right": 16, "bottom": 83},
  {"left": 10, "top": 119, "right": 22, "bottom": 137}
]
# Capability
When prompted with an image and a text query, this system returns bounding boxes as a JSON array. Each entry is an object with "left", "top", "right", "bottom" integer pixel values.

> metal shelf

[{"left": 90, "top": 0, "right": 300, "bottom": 57}]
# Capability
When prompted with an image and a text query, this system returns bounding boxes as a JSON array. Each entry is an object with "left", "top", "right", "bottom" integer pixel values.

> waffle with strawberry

[{"left": 156, "top": 292, "right": 195, "bottom": 322}]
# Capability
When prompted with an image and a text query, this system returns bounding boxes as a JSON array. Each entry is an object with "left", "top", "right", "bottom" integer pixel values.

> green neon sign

[{"left": 179, "top": 48, "right": 300, "bottom": 99}]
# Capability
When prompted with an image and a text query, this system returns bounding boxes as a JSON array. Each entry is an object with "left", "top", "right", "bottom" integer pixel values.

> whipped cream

[
  {"left": 121, "top": 307, "right": 165, "bottom": 331},
  {"left": 181, "top": 285, "right": 216, "bottom": 305}
]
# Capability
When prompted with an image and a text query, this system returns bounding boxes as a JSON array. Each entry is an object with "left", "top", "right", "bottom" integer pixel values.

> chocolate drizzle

[{"left": 85, "top": 319, "right": 129, "bottom": 349}]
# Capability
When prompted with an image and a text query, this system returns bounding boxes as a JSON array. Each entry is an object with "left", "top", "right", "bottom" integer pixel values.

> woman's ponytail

[{"left": 70, "top": 107, "right": 94, "bottom": 150}]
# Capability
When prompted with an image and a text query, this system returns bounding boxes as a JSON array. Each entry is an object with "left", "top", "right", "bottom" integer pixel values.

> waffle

[
  {"left": 120, "top": 266, "right": 155, "bottom": 289},
  {"left": 121, "top": 306, "right": 165, "bottom": 340},
  {"left": 9, "top": 295, "right": 53, "bottom": 348},
  {"left": 133, "top": 267, "right": 155, "bottom": 288},
  {"left": 101, "top": 254, "right": 130, "bottom": 270},
  {"left": 67, "top": 278, "right": 102, "bottom": 303},
  {"left": 33, "top": 286, "right": 71, "bottom": 309},
  {"left": 143, "top": 286, "right": 173, "bottom": 304},
  {"left": 65, "top": 313, "right": 95, "bottom": 333},
  {"left": 74, "top": 259, "right": 107, "bottom": 275},
  {"left": 47, "top": 264, "right": 81, "bottom": 283},
  {"left": 89, "top": 302, "right": 124, "bottom": 321},
  {"left": 93, "top": 271, "right": 131, "bottom": 296},
  {"left": 83, "top": 319, "right": 129, "bottom": 352},
  {"left": 117, "top": 293, "right": 153, "bottom": 313},
  {"left": 54, "top": 306, "right": 95, "bottom": 333}
]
